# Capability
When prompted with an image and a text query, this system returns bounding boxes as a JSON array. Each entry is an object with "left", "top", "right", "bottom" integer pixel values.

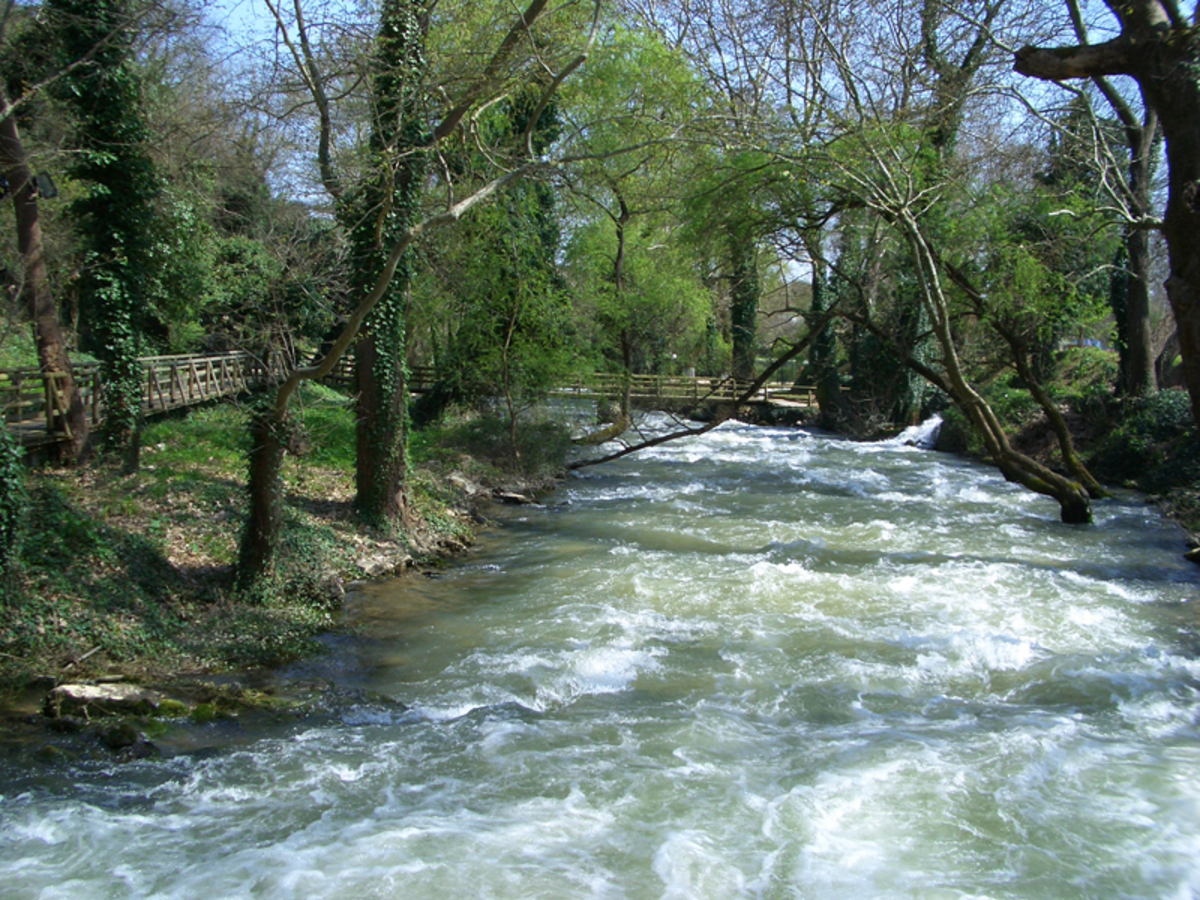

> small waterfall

[{"left": 887, "top": 413, "right": 942, "bottom": 449}]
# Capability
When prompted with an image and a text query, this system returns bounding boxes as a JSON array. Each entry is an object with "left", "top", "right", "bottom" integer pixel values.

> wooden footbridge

[
  {"left": 1, "top": 351, "right": 285, "bottom": 448},
  {"left": 4, "top": 351, "right": 818, "bottom": 448}
]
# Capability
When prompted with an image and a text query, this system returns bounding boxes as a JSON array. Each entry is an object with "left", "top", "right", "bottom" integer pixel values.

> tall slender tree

[
  {"left": 49, "top": 0, "right": 159, "bottom": 468},
  {"left": 0, "top": 83, "right": 87, "bottom": 460}
]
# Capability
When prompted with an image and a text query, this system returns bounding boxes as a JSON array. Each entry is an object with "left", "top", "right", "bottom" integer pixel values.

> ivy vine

[
  {"left": 0, "top": 428, "right": 26, "bottom": 583},
  {"left": 49, "top": 0, "right": 160, "bottom": 459}
]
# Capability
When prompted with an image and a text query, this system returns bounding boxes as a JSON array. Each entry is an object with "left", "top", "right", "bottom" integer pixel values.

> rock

[
  {"left": 156, "top": 698, "right": 190, "bottom": 718},
  {"left": 448, "top": 473, "right": 483, "bottom": 496},
  {"left": 318, "top": 572, "right": 346, "bottom": 602},
  {"left": 35, "top": 744, "right": 76, "bottom": 764},
  {"left": 356, "top": 555, "right": 407, "bottom": 578},
  {"left": 45, "top": 683, "right": 164, "bottom": 719},
  {"left": 496, "top": 491, "right": 533, "bottom": 505},
  {"left": 99, "top": 721, "right": 141, "bottom": 750},
  {"left": 191, "top": 703, "right": 218, "bottom": 723},
  {"left": 1185, "top": 547, "right": 1200, "bottom": 566}
]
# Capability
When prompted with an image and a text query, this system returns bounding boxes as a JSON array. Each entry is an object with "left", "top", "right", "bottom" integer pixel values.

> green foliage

[
  {"left": 0, "top": 429, "right": 26, "bottom": 582},
  {"left": 1054, "top": 347, "right": 1120, "bottom": 415},
  {"left": 144, "top": 190, "right": 219, "bottom": 351},
  {"left": 985, "top": 382, "right": 1041, "bottom": 429},
  {"left": 566, "top": 220, "right": 710, "bottom": 374},
  {"left": 1090, "top": 390, "right": 1200, "bottom": 489},
  {"left": 949, "top": 175, "right": 1118, "bottom": 385},
  {"left": 4, "top": 481, "right": 186, "bottom": 670},
  {"left": 429, "top": 412, "right": 573, "bottom": 478},
  {"left": 292, "top": 384, "right": 357, "bottom": 470},
  {"left": 428, "top": 180, "right": 577, "bottom": 401}
]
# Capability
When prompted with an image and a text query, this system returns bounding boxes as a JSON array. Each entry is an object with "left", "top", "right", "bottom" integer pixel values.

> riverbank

[{"left": 0, "top": 389, "right": 569, "bottom": 712}]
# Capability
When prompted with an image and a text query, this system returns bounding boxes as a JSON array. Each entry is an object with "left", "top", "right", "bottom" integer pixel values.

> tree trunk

[
  {"left": 806, "top": 254, "right": 846, "bottom": 430},
  {"left": 355, "top": 322, "right": 409, "bottom": 527},
  {"left": 236, "top": 406, "right": 288, "bottom": 591},
  {"left": 348, "top": 0, "right": 427, "bottom": 529},
  {"left": 1009, "top": 333, "right": 1107, "bottom": 499},
  {"left": 1124, "top": 225, "right": 1157, "bottom": 395},
  {"left": 0, "top": 91, "right": 88, "bottom": 461},
  {"left": 729, "top": 235, "right": 758, "bottom": 382}
]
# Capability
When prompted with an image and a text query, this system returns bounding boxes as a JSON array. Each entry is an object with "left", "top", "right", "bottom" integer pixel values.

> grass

[{"left": 1, "top": 386, "right": 569, "bottom": 697}]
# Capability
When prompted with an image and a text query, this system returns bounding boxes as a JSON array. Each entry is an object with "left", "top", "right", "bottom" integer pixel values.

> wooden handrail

[{"left": 2, "top": 351, "right": 287, "bottom": 446}]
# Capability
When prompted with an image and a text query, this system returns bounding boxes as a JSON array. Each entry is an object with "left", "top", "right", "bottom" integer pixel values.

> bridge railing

[
  {"left": 553, "top": 372, "right": 818, "bottom": 406},
  {"left": 2, "top": 351, "right": 285, "bottom": 445}
]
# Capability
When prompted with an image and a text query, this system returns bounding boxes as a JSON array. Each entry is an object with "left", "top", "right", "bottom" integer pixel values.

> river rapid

[{"left": 3, "top": 416, "right": 1200, "bottom": 899}]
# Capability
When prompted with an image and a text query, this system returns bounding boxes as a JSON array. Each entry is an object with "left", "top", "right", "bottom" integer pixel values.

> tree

[
  {"left": 237, "top": 0, "right": 601, "bottom": 588},
  {"left": 1015, "top": 0, "right": 1200, "bottom": 420},
  {"left": 1078, "top": 74, "right": 1160, "bottom": 399},
  {"left": 0, "top": 3, "right": 88, "bottom": 460},
  {"left": 0, "top": 85, "right": 88, "bottom": 460},
  {"left": 341, "top": 0, "right": 428, "bottom": 528},
  {"left": 797, "top": 0, "right": 1096, "bottom": 521},
  {"left": 558, "top": 24, "right": 709, "bottom": 408},
  {"left": 49, "top": 0, "right": 160, "bottom": 468},
  {"left": 409, "top": 86, "right": 576, "bottom": 446}
]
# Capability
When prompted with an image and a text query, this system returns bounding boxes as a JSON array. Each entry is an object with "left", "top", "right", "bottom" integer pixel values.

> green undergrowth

[
  {"left": 0, "top": 385, "right": 565, "bottom": 696},
  {"left": 1087, "top": 390, "right": 1200, "bottom": 533},
  {"left": 411, "top": 407, "right": 572, "bottom": 486}
]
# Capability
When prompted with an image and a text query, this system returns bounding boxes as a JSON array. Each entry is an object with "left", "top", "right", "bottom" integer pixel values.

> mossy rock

[
  {"left": 155, "top": 698, "right": 190, "bottom": 718},
  {"left": 190, "top": 703, "right": 219, "bottom": 723}
]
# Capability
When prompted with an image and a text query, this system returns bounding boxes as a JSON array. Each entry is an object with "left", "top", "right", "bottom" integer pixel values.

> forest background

[{"left": 2, "top": 0, "right": 1200, "bottom": 694}]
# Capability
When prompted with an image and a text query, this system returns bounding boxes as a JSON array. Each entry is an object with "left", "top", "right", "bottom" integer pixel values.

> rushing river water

[{"left": 4, "top": 416, "right": 1200, "bottom": 899}]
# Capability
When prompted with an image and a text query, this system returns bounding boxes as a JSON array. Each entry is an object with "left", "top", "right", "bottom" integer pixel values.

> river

[{"left": 3, "top": 416, "right": 1199, "bottom": 898}]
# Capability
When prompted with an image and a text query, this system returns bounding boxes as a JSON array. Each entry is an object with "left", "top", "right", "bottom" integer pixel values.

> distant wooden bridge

[
  {"left": 335, "top": 362, "right": 819, "bottom": 406},
  {"left": 4, "top": 351, "right": 819, "bottom": 448},
  {"left": 550, "top": 371, "right": 819, "bottom": 406}
]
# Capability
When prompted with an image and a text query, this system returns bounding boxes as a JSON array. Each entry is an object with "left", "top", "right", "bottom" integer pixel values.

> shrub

[
  {"left": 0, "top": 429, "right": 26, "bottom": 582},
  {"left": 1089, "top": 389, "right": 1199, "bottom": 488}
]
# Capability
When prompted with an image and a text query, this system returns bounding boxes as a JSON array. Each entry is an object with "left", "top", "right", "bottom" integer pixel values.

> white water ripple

[{"left": 3, "top": 414, "right": 1199, "bottom": 898}]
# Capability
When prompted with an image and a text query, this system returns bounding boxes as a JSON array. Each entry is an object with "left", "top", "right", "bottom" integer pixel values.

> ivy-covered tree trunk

[
  {"left": 347, "top": 0, "right": 428, "bottom": 528},
  {"left": 0, "top": 426, "right": 26, "bottom": 584},
  {"left": 49, "top": 0, "right": 158, "bottom": 469},
  {"left": 354, "top": 305, "right": 410, "bottom": 525},
  {"left": 0, "top": 88, "right": 88, "bottom": 461},
  {"left": 728, "top": 235, "right": 758, "bottom": 382}
]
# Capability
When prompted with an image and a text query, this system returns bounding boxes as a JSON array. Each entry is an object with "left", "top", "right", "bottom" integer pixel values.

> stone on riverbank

[{"left": 44, "top": 683, "right": 164, "bottom": 719}]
